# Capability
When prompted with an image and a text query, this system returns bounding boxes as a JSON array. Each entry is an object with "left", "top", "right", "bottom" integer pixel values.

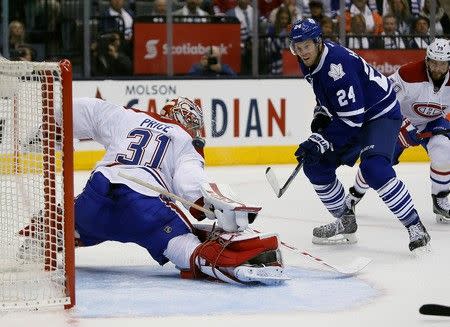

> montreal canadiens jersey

[
  {"left": 61, "top": 97, "right": 206, "bottom": 204},
  {"left": 389, "top": 60, "right": 450, "bottom": 130},
  {"left": 299, "top": 41, "right": 401, "bottom": 146}
]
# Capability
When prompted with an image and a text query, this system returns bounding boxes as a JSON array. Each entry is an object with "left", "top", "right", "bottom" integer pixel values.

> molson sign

[{"left": 134, "top": 22, "right": 241, "bottom": 74}]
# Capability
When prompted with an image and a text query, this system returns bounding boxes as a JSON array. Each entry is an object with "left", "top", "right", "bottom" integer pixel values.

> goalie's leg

[{"left": 165, "top": 227, "right": 288, "bottom": 285}]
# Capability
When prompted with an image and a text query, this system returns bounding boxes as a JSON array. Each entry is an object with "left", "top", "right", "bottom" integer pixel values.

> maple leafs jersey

[
  {"left": 299, "top": 41, "right": 401, "bottom": 147},
  {"left": 60, "top": 97, "right": 206, "bottom": 205},
  {"left": 389, "top": 59, "right": 450, "bottom": 130}
]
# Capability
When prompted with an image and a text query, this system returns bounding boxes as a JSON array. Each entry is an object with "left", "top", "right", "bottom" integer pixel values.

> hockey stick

[
  {"left": 118, "top": 172, "right": 211, "bottom": 214},
  {"left": 277, "top": 239, "right": 371, "bottom": 275},
  {"left": 419, "top": 304, "right": 450, "bottom": 317},
  {"left": 119, "top": 172, "right": 371, "bottom": 275},
  {"left": 417, "top": 128, "right": 450, "bottom": 139},
  {"left": 265, "top": 160, "right": 303, "bottom": 198}
]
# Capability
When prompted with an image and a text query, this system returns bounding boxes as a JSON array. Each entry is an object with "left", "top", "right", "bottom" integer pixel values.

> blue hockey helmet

[{"left": 290, "top": 18, "right": 322, "bottom": 44}]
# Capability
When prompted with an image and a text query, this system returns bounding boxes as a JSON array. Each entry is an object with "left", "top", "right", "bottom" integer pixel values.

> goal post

[{"left": 0, "top": 59, "right": 75, "bottom": 310}]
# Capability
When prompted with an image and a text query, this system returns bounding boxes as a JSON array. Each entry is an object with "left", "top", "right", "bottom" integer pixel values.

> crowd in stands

[{"left": 1, "top": 0, "right": 449, "bottom": 76}]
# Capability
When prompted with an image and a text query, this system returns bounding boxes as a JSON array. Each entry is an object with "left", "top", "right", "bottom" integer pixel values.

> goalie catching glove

[{"left": 199, "top": 183, "right": 261, "bottom": 232}]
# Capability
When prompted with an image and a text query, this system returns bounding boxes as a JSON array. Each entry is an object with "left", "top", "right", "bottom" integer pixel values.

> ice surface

[{"left": 1, "top": 163, "right": 449, "bottom": 327}]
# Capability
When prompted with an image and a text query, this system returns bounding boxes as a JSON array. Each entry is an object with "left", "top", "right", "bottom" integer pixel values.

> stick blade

[
  {"left": 419, "top": 304, "right": 450, "bottom": 316},
  {"left": 265, "top": 167, "right": 281, "bottom": 198},
  {"left": 331, "top": 257, "right": 372, "bottom": 275}
]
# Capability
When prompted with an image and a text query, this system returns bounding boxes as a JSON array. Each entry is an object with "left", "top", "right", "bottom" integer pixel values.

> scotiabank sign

[
  {"left": 134, "top": 22, "right": 241, "bottom": 74},
  {"left": 282, "top": 49, "right": 426, "bottom": 77}
]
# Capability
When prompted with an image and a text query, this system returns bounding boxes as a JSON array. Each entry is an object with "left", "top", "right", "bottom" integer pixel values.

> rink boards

[{"left": 71, "top": 79, "right": 429, "bottom": 169}]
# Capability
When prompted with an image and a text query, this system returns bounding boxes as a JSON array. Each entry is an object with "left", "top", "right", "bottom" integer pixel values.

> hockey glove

[
  {"left": 295, "top": 133, "right": 333, "bottom": 164},
  {"left": 311, "top": 106, "right": 332, "bottom": 133},
  {"left": 398, "top": 118, "right": 420, "bottom": 148}
]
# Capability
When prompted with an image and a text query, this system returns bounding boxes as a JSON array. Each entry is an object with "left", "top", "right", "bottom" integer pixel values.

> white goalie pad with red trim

[
  {"left": 201, "top": 183, "right": 262, "bottom": 232},
  {"left": 181, "top": 224, "right": 287, "bottom": 285}
]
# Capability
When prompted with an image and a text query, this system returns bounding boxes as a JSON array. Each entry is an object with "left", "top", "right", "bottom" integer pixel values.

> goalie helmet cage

[{"left": 0, "top": 59, "right": 75, "bottom": 310}]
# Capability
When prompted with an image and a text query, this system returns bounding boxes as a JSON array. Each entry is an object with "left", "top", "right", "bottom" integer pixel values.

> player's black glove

[
  {"left": 311, "top": 106, "right": 332, "bottom": 133},
  {"left": 295, "top": 133, "right": 333, "bottom": 164}
]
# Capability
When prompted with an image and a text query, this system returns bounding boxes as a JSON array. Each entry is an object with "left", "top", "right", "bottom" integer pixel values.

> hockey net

[{"left": 0, "top": 59, "right": 75, "bottom": 310}]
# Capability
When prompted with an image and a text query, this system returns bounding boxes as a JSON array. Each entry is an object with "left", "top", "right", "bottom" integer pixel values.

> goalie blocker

[{"left": 190, "top": 183, "right": 261, "bottom": 232}]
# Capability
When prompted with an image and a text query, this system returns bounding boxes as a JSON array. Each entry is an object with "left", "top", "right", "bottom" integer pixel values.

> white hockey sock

[
  {"left": 430, "top": 166, "right": 450, "bottom": 195},
  {"left": 354, "top": 167, "right": 370, "bottom": 195},
  {"left": 163, "top": 233, "right": 201, "bottom": 269}
]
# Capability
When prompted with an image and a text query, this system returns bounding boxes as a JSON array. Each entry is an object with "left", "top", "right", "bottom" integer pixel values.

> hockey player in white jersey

[
  {"left": 347, "top": 38, "right": 450, "bottom": 223},
  {"left": 38, "top": 96, "right": 286, "bottom": 285}
]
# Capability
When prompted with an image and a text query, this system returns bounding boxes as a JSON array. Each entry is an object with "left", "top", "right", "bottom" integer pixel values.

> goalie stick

[
  {"left": 419, "top": 304, "right": 450, "bottom": 317},
  {"left": 279, "top": 241, "right": 372, "bottom": 275},
  {"left": 265, "top": 160, "right": 303, "bottom": 198},
  {"left": 118, "top": 172, "right": 371, "bottom": 275}
]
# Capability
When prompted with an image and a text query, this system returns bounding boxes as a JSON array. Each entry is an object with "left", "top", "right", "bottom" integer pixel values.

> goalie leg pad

[{"left": 181, "top": 227, "right": 285, "bottom": 285}]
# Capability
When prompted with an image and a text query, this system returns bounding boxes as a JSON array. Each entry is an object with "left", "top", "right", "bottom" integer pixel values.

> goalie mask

[{"left": 161, "top": 97, "right": 204, "bottom": 136}]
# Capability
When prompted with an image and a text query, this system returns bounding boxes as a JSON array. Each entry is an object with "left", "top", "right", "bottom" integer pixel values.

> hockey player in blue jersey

[{"left": 289, "top": 18, "right": 430, "bottom": 252}]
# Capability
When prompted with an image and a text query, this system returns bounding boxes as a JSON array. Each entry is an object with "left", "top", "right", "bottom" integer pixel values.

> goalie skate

[
  {"left": 233, "top": 265, "right": 289, "bottom": 285},
  {"left": 312, "top": 210, "right": 357, "bottom": 245}
]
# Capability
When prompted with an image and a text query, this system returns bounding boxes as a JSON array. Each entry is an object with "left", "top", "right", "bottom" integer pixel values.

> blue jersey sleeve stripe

[
  {"left": 369, "top": 99, "right": 398, "bottom": 120},
  {"left": 340, "top": 118, "right": 363, "bottom": 127},
  {"left": 336, "top": 108, "right": 365, "bottom": 117}
]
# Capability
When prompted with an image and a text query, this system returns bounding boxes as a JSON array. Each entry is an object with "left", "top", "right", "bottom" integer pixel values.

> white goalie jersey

[
  {"left": 59, "top": 97, "right": 207, "bottom": 204},
  {"left": 389, "top": 60, "right": 450, "bottom": 130}
]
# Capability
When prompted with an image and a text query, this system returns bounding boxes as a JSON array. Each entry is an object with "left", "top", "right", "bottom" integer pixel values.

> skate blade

[
  {"left": 234, "top": 266, "right": 289, "bottom": 285},
  {"left": 436, "top": 214, "right": 450, "bottom": 224},
  {"left": 411, "top": 243, "right": 432, "bottom": 257},
  {"left": 312, "top": 233, "right": 357, "bottom": 245}
]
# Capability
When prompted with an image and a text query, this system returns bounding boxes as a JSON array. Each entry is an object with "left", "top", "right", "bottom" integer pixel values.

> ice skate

[
  {"left": 432, "top": 191, "right": 450, "bottom": 224},
  {"left": 407, "top": 221, "right": 431, "bottom": 253},
  {"left": 312, "top": 206, "right": 358, "bottom": 245}
]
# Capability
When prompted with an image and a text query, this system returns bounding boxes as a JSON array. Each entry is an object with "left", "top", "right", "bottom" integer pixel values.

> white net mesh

[{"left": 0, "top": 60, "right": 70, "bottom": 310}]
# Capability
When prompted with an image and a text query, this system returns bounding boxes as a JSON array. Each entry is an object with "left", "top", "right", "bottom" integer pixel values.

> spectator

[
  {"left": 226, "top": 0, "right": 254, "bottom": 74},
  {"left": 173, "top": 0, "right": 209, "bottom": 16},
  {"left": 8, "top": 20, "right": 26, "bottom": 51},
  {"left": 10, "top": 45, "right": 34, "bottom": 61},
  {"left": 385, "top": 0, "right": 414, "bottom": 34},
  {"left": 419, "top": 0, "right": 450, "bottom": 36},
  {"left": 267, "top": 5, "right": 292, "bottom": 74},
  {"left": 376, "top": 13, "right": 406, "bottom": 48},
  {"left": 152, "top": 0, "right": 167, "bottom": 15},
  {"left": 409, "top": 16, "right": 431, "bottom": 49},
  {"left": 321, "top": 16, "right": 338, "bottom": 42},
  {"left": 382, "top": 0, "right": 421, "bottom": 17},
  {"left": 347, "top": 14, "right": 371, "bottom": 48},
  {"left": 345, "top": 0, "right": 379, "bottom": 13},
  {"left": 92, "top": 32, "right": 132, "bottom": 76},
  {"left": 304, "top": 0, "right": 334, "bottom": 18},
  {"left": 226, "top": 0, "right": 254, "bottom": 44},
  {"left": 309, "top": 0, "right": 326, "bottom": 22},
  {"left": 345, "top": 0, "right": 383, "bottom": 35},
  {"left": 213, "top": 0, "right": 237, "bottom": 15},
  {"left": 103, "top": 0, "right": 134, "bottom": 41},
  {"left": 259, "top": 0, "right": 282, "bottom": 18},
  {"left": 269, "top": 0, "right": 302, "bottom": 24},
  {"left": 188, "top": 45, "right": 236, "bottom": 76}
]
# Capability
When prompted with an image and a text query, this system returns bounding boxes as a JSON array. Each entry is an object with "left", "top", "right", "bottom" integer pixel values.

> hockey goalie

[{"left": 17, "top": 96, "right": 287, "bottom": 286}]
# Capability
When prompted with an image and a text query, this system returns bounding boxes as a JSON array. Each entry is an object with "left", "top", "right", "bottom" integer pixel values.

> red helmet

[{"left": 160, "top": 97, "right": 204, "bottom": 133}]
